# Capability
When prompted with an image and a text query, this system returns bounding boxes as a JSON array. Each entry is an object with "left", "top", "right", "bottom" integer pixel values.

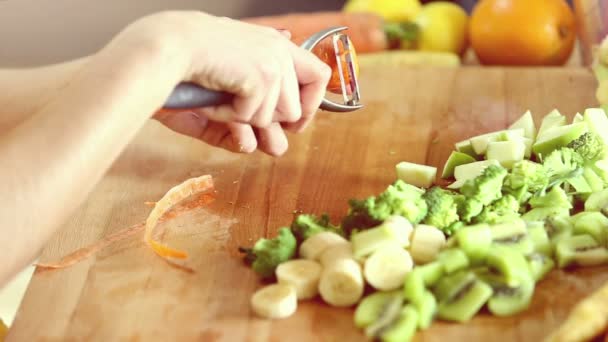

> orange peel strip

[
  {"left": 144, "top": 174, "right": 214, "bottom": 260},
  {"left": 34, "top": 222, "right": 145, "bottom": 269}
]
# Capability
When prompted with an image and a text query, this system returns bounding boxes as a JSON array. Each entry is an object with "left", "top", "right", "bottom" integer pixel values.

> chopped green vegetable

[
  {"left": 290, "top": 213, "right": 343, "bottom": 242},
  {"left": 239, "top": 228, "right": 297, "bottom": 279},
  {"left": 341, "top": 180, "right": 428, "bottom": 236},
  {"left": 422, "top": 186, "right": 460, "bottom": 233}
]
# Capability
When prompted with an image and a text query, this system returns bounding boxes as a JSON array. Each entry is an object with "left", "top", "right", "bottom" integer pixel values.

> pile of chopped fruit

[{"left": 239, "top": 107, "right": 608, "bottom": 342}]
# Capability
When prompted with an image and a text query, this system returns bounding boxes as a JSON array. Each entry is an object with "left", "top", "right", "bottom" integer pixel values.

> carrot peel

[{"left": 143, "top": 174, "right": 214, "bottom": 261}]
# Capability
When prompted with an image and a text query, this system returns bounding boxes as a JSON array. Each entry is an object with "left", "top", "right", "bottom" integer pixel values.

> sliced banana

[
  {"left": 409, "top": 224, "right": 447, "bottom": 264},
  {"left": 276, "top": 259, "right": 323, "bottom": 300},
  {"left": 299, "top": 232, "right": 349, "bottom": 261},
  {"left": 364, "top": 243, "right": 414, "bottom": 291},
  {"left": 319, "top": 242, "right": 354, "bottom": 267},
  {"left": 250, "top": 283, "right": 298, "bottom": 319},
  {"left": 319, "top": 258, "right": 365, "bottom": 307}
]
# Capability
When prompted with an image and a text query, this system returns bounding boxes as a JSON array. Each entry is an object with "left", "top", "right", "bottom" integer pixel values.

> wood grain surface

[{"left": 6, "top": 66, "right": 607, "bottom": 342}]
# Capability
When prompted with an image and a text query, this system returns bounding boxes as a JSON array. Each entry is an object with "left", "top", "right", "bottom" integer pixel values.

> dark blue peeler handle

[{"left": 163, "top": 82, "right": 234, "bottom": 110}]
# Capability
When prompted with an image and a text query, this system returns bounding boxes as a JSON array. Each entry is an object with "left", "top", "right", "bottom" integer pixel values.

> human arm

[
  {"left": 0, "top": 57, "right": 91, "bottom": 130},
  {"left": 0, "top": 11, "right": 331, "bottom": 285}
]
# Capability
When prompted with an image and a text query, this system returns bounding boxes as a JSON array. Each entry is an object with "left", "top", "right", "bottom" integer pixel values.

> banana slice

[
  {"left": 409, "top": 224, "right": 446, "bottom": 264},
  {"left": 250, "top": 283, "right": 298, "bottom": 319},
  {"left": 319, "top": 242, "right": 354, "bottom": 267},
  {"left": 299, "top": 232, "right": 349, "bottom": 261},
  {"left": 319, "top": 258, "right": 365, "bottom": 307},
  {"left": 276, "top": 259, "right": 323, "bottom": 300},
  {"left": 364, "top": 244, "right": 414, "bottom": 291}
]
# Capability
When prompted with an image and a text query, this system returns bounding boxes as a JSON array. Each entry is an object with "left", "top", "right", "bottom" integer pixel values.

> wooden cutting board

[{"left": 7, "top": 66, "right": 608, "bottom": 342}]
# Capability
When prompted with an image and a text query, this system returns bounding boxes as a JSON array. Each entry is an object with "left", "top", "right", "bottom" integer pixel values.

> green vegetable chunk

[
  {"left": 459, "top": 164, "right": 509, "bottom": 222},
  {"left": 239, "top": 227, "right": 297, "bottom": 279},
  {"left": 341, "top": 180, "right": 428, "bottom": 235},
  {"left": 422, "top": 186, "right": 461, "bottom": 233},
  {"left": 290, "top": 213, "right": 343, "bottom": 242}
]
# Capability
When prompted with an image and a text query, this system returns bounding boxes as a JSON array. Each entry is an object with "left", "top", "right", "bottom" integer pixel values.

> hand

[
  {"left": 153, "top": 110, "right": 290, "bottom": 156},
  {"left": 114, "top": 11, "right": 332, "bottom": 156}
]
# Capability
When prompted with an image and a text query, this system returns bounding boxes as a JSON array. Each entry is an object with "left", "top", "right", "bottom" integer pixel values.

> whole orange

[{"left": 469, "top": 0, "right": 576, "bottom": 66}]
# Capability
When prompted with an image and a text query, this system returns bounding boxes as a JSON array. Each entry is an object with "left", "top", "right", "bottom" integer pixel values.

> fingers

[
  {"left": 155, "top": 110, "right": 288, "bottom": 156},
  {"left": 286, "top": 45, "right": 332, "bottom": 132},
  {"left": 255, "top": 122, "right": 289, "bottom": 157}
]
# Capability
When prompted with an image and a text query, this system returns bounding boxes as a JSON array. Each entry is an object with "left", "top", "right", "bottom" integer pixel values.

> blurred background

[{"left": 0, "top": 0, "right": 589, "bottom": 68}]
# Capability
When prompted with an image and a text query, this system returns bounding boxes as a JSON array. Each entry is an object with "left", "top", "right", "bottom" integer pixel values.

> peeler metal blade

[{"left": 162, "top": 26, "right": 362, "bottom": 113}]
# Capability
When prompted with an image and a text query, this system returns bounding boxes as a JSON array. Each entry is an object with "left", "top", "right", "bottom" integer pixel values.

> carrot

[
  {"left": 242, "top": 11, "right": 389, "bottom": 54},
  {"left": 309, "top": 36, "right": 360, "bottom": 94}
]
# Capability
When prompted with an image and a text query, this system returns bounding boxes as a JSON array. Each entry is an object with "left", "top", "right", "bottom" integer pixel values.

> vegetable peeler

[{"left": 162, "top": 26, "right": 362, "bottom": 113}]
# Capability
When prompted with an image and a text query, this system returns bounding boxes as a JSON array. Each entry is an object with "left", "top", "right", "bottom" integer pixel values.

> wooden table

[{"left": 7, "top": 66, "right": 608, "bottom": 342}]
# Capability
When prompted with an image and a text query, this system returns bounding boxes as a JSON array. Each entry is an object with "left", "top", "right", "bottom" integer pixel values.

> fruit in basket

[
  {"left": 343, "top": 0, "right": 422, "bottom": 23},
  {"left": 413, "top": 1, "right": 469, "bottom": 55},
  {"left": 469, "top": 0, "right": 576, "bottom": 65}
]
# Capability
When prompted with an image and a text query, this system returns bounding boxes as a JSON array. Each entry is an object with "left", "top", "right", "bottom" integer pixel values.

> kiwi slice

[
  {"left": 555, "top": 234, "right": 608, "bottom": 268},
  {"left": 485, "top": 245, "right": 533, "bottom": 287},
  {"left": 455, "top": 224, "right": 492, "bottom": 264},
  {"left": 571, "top": 212, "right": 608, "bottom": 245},
  {"left": 436, "top": 276, "right": 493, "bottom": 322},
  {"left": 526, "top": 221, "right": 552, "bottom": 256},
  {"left": 544, "top": 216, "right": 573, "bottom": 244},
  {"left": 490, "top": 220, "right": 535, "bottom": 255},
  {"left": 522, "top": 207, "right": 570, "bottom": 222},
  {"left": 378, "top": 305, "right": 420, "bottom": 342},
  {"left": 355, "top": 290, "right": 403, "bottom": 328},
  {"left": 433, "top": 270, "right": 477, "bottom": 303},
  {"left": 413, "top": 290, "right": 437, "bottom": 330},
  {"left": 437, "top": 248, "right": 470, "bottom": 274},
  {"left": 526, "top": 253, "right": 555, "bottom": 282},
  {"left": 487, "top": 272, "right": 535, "bottom": 317},
  {"left": 403, "top": 269, "right": 425, "bottom": 303},
  {"left": 584, "top": 187, "right": 608, "bottom": 212},
  {"left": 416, "top": 261, "right": 444, "bottom": 287}
]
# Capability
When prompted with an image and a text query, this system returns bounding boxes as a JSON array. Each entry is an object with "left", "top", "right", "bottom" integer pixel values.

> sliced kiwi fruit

[
  {"left": 584, "top": 187, "right": 608, "bottom": 212},
  {"left": 544, "top": 216, "right": 573, "bottom": 245},
  {"left": 355, "top": 290, "right": 403, "bottom": 328},
  {"left": 490, "top": 220, "right": 535, "bottom": 255},
  {"left": 437, "top": 248, "right": 470, "bottom": 274},
  {"left": 403, "top": 269, "right": 425, "bottom": 303},
  {"left": 526, "top": 253, "right": 555, "bottom": 282},
  {"left": 436, "top": 275, "right": 493, "bottom": 323},
  {"left": 571, "top": 211, "right": 608, "bottom": 245},
  {"left": 454, "top": 223, "right": 492, "bottom": 264},
  {"left": 432, "top": 270, "right": 476, "bottom": 303},
  {"left": 555, "top": 234, "right": 608, "bottom": 268},
  {"left": 413, "top": 290, "right": 437, "bottom": 330},
  {"left": 485, "top": 245, "right": 533, "bottom": 287},
  {"left": 416, "top": 261, "right": 444, "bottom": 287},
  {"left": 377, "top": 305, "right": 419, "bottom": 342},
  {"left": 486, "top": 272, "right": 535, "bottom": 317},
  {"left": 526, "top": 221, "right": 552, "bottom": 256}
]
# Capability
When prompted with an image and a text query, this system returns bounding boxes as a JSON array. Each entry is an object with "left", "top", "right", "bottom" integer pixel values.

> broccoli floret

[
  {"left": 290, "top": 213, "right": 343, "bottom": 242},
  {"left": 528, "top": 186, "right": 573, "bottom": 209},
  {"left": 566, "top": 132, "right": 606, "bottom": 162},
  {"left": 422, "top": 186, "right": 460, "bottom": 232},
  {"left": 474, "top": 195, "right": 520, "bottom": 224},
  {"left": 542, "top": 147, "right": 584, "bottom": 188},
  {"left": 341, "top": 180, "right": 428, "bottom": 235},
  {"left": 238, "top": 227, "right": 296, "bottom": 279},
  {"left": 459, "top": 164, "right": 509, "bottom": 222},
  {"left": 503, "top": 160, "right": 549, "bottom": 194}
]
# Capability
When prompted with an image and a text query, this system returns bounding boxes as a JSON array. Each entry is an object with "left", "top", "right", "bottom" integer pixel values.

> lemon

[
  {"left": 344, "top": 0, "right": 422, "bottom": 23},
  {"left": 413, "top": 2, "right": 469, "bottom": 54}
]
